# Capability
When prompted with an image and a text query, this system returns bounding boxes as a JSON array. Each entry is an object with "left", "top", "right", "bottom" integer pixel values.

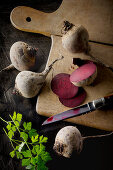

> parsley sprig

[{"left": 0, "top": 112, "right": 52, "bottom": 170}]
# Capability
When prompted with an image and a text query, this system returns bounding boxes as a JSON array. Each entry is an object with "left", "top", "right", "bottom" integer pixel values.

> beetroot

[
  {"left": 59, "top": 88, "right": 86, "bottom": 108},
  {"left": 70, "top": 62, "right": 97, "bottom": 87},
  {"left": 51, "top": 73, "right": 78, "bottom": 99}
]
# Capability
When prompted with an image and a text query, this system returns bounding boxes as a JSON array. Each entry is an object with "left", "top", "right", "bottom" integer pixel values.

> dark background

[{"left": 0, "top": 0, "right": 113, "bottom": 169}]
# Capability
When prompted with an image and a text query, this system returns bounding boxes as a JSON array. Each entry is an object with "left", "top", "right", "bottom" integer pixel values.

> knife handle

[
  {"left": 104, "top": 93, "right": 113, "bottom": 99},
  {"left": 92, "top": 93, "right": 113, "bottom": 109},
  {"left": 92, "top": 98, "right": 105, "bottom": 109},
  {"left": 104, "top": 93, "right": 113, "bottom": 105}
]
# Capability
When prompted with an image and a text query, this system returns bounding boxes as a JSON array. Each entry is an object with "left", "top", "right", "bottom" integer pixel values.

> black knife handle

[
  {"left": 104, "top": 93, "right": 113, "bottom": 104},
  {"left": 92, "top": 98, "right": 105, "bottom": 109}
]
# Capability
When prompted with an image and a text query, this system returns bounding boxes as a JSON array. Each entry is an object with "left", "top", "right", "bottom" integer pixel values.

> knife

[{"left": 42, "top": 93, "right": 113, "bottom": 126}]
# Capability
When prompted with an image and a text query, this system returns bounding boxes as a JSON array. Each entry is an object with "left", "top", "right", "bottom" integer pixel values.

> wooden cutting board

[
  {"left": 10, "top": 1, "right": 113, "bottom": 130},
  {"left": 10, "top": 0, "right": 113, "bottom": 44},
  {"left": 36, "top": 35, "right": 113, "bottom": 131}
]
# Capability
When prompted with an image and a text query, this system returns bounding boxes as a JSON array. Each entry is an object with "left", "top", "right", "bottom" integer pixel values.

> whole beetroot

[
  {"left": 0, "top": 41, "right": 37, "bottom": 72},
  {"left": 62, "top": 21, "right": 90, "bottom": 54},
  {"left": 13, "top": 57, "right": 64, "bottom": 98},
  {"left": 53, "top": 126, "right": 113, "bottom": 158},
  {"left": 53, "top": 126, "right": 83, "bottom": 158}
]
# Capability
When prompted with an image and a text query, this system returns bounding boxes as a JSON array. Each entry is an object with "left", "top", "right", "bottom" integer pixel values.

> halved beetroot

[
  {"left": 51, "top": 73, "right": 78, "bottom": 99},
  {"left": 70, "top": 62, "right": 97, "bottom": 87},
  {"left": 59, "top": 88, "right": 86, "bottom": 108}
]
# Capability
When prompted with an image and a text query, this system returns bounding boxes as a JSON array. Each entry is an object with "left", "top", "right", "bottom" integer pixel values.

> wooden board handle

[
  {"left": 10, "top": 6, "right": 56, "bottom": 36},
  {"left": 10, "top": 0, "right": 113, "bottom": 44}
]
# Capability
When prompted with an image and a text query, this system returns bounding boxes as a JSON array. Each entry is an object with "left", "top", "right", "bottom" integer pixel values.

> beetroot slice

[
  {"left": 70, "top": 63, "right": 97, "bottom": 83},
  {"left": 59, "top": 88, "right": 86, "bottom": 108},
  {"left": 51, "top": 73, "right": 78, "bottom": 99}
]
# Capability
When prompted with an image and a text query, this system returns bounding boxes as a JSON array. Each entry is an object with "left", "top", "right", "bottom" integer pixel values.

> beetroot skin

[
  {"left": 59, "top": 88, "right": 86, "bottom": 108},
  {"left": 51, "top": 73, "right": 78, "bottom": 99}
]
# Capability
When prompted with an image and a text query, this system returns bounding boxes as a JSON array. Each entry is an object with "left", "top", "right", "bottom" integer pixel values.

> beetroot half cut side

[
  {"left": 51, "top": 73, "right": 79, "bottom": 99},
  {"left": 70, "top": 62, "right": 97, "bottom": 86},
  {"left": 59, "top": 88, "right": 86, "bottom": 108}
]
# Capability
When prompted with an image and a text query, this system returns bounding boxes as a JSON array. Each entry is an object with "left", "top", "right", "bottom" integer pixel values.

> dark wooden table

[{"left": 0, "top": 0, "right": 113, "bottom": 169}]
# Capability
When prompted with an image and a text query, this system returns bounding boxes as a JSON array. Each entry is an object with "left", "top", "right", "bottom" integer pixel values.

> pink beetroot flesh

[
  {"left": 70, "top": 63, "right": 96, "bottom": 83},
  {"left": 59, "top": 88, "right": 86, "bottom": 108},
  {"left": 51, "top": 73, "right": 78, "bottom": 99}
]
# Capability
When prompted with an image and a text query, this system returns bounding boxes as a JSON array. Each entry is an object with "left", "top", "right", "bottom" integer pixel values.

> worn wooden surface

[
  {"left": 10, "top": 0, "right": 113, "bottom": 44},
  {"left": 0, "top": 0, "right": 113, "bottom": 170}
]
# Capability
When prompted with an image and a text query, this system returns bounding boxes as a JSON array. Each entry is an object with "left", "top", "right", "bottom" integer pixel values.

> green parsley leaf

[
  {"left": 41, "top": 152, "right": 52, "bottom": 163},
  {"left": 39, "top": 135, "right": 48, "bottom": 144},
  {"left": 23, "top": 122, "right": 27, "bottom": 130},
  {"left": 8, "top": 130, "right": 14, "bottom": 139},
  {"left": 40, "top": 144, "right": 45, "bottom": 153},
  {"left": 15, "top": 121, "right": 19, "bottom": 127},
  {"left": 10, "top": 150, "right": 15, "bottom": 158},
  {"left": 22, "top": 150, "right": 32, "bottom": 157},
  {"left": 12, "top": 125, "right": 16, "bottom": 132},
  {"left": 16, "top": 151, "right": 23, "bottom": 159},
  {"left": 23, "top": 122, "right": 32, "bottom": 131},
  {"left": 6, "top": 122, "right": 11, "bottom": 131},
  {"left": 15, "top": 146, "right": 19, "bottom": 150},
  {"left": 34, "top": 145, "right": 40, "bottom": 154},
  {"left": 39, "top": 135, "right": 43, "bottom": 143},
  {"left": 32, "top": 146, "right": 37, "bottom": 155},
  {"left": 17, "top": 113, "right": 22, "bottom": 122},
  {"left": 26, "top": 122, "right": 32, "bottom": 131},
  {"left": 20, "top": 132, "right": 28, "bottom": 141},
  {"left": 31, "top": 134, "right": 39, "bottom": 143},
  {"left": 30, "top": 157, "right": 36, "bottom": 165},
  {"left": 12, "top": 111, "right": 16, "bottom": 121},
  {"left": 31, "top": 136, "right": 35, "bottom": 143},
  {"left": 36, "top": 156, "right": 48, "bottom": 170},
  {"left": 31, "top": 166, "right": 36, "bottom": 170},
  {"left": 41, "top": 137, "right": 48, "bottom": 143},
  {"left": 29, "top": 129, "right": 37, "bottom": 138},
  {"left": 22, "top": 158, "right": 31, "bottom": 166}
]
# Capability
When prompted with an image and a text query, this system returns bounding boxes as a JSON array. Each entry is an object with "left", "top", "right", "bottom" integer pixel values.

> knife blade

[{"left": 42, "top": 93, "right": 113, "bottom": 126}]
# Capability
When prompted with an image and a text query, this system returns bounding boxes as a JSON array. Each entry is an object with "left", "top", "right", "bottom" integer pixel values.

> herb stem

[
  {"left": 19, "top": 127, "right": 24, "bottom": 131},
  {"left": 0, "top": 116, "right": 8, "bottom": 124},
  {"left": 3, "top": 128, "right": 15, "bottom": 149},
  {"left": 11, "top": 139, "right": 33, "bottom": 145},
  {"left": 11, "top": 140, "right": 19, "bottom": 145},
  {"left": 9, "top": 115, "right": 31, "bottom": 151},
  {"left": 11, "top": 139, "right": 23, "bottom": 143}
]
